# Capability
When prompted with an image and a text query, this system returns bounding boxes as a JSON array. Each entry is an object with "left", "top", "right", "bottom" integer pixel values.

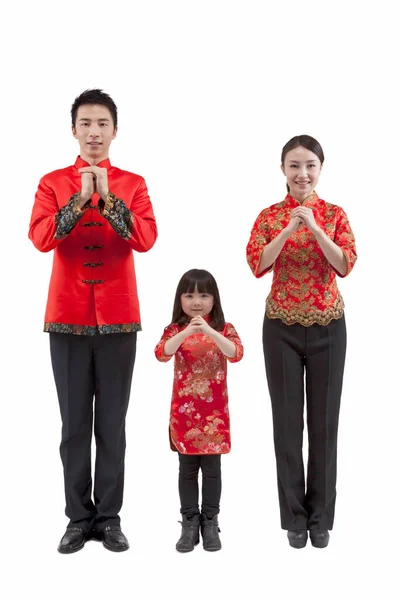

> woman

[{"left": 246, "top": 135, "right": 357, "bottom": 549}]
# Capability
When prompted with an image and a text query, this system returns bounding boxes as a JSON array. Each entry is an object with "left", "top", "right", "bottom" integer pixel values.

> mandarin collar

[
  {"left": 74, "top": 156, "right": 111, "bottom": 170},
  {"left": 285, "top": 191, "right": 319, "bottom": 207}
]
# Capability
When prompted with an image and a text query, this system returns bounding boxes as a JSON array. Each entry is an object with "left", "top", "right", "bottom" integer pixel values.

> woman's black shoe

[
  {"left": 287, "top": 529, "right": 308, "bottom": 549},
  {"left": 310, "top": 529, "right": 330, "bottom": 548}
]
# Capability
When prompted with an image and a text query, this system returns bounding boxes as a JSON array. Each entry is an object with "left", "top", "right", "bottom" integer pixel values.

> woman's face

[{"left": 281, "top": 146, "right": 322, "bottom": 200}]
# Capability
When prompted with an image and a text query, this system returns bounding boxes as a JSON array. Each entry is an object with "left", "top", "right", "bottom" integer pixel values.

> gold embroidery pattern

[
  {"left": 246, "top": 193, "right": 357, "bottom": 326},
  {"left": 266, "top": 294, "right": 345, "bottom": 326},
  {"left": 155, "top": 322, "right": 243, "bottom": 454}
]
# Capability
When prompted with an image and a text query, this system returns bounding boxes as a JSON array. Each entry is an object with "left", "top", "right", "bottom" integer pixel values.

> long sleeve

[
  {"left": 28, "top": 177, "right": 83, "bottom": 253},
  {"left": 333, "top": 207, "right": 357, "bottom": 277},
  {"left": 102, "top": 178, "right": 157, "bottom": 252},
  {"left": 246, "top": 208, "right": 274, "bottom": 278},
  {"left": 224, "top": 323, "right": 244, "bottom": 363},
  {"left": 155, "top": 324, "right": 180, "bottom": 362}
]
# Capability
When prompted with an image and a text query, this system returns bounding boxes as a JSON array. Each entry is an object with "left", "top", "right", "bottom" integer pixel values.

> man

[{"left": 29, "top": 89, "right": 157, "bottom": 553}]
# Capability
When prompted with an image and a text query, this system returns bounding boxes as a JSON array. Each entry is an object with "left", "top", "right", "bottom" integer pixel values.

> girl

[
  {"left": 246, "top": 135, "right": 357, "bottom": 549},
  {"left": 155, "top": 269, "right": 243, "bottom": 552}
]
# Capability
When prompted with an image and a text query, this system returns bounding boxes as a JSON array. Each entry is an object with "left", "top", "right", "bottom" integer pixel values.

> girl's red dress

[{"left": 155, "top": 322, "right": 243, "bottom": 455}]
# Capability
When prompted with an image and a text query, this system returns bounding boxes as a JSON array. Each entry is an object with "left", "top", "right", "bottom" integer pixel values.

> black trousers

[
  {"left": 178, "top": 453, "right": 222, "bottom": 519},
  {"left": 263, "top": 314, "right": 346, "bottom": 531},
  {"left": 49, "top": 332, "right": 137, "bottom": 532}
]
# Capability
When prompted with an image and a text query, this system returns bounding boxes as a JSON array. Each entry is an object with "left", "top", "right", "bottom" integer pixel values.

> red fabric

[
  {"left": 28, "top": 157, "right": 157, "bottom": 328},
  {"left": 246, "top": 192, "right": 357, "bottom": 326},
  {"left": 155, "top": 322, "right": 243, "bottom": 455}
]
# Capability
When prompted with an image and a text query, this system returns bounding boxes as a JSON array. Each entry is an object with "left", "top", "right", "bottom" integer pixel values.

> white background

[{"left": 1, "top": 1, "right": 399, "bottom": 598}]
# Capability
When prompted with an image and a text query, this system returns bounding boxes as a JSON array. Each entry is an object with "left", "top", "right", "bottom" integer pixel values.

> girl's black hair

[
  {"left": 281, "top": 135, "right": 325, "bottom": 193},
  {"left": 171, "top": 269, "right": 225, "bottom": 331}
]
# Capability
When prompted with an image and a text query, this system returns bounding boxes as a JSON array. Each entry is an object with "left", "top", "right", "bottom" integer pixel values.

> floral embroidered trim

[
  {"left": 266, "top": 294, "right": 345, "bottom": 327},
  {"left": 84, "top": 245, "right": 103, "bottom": 250},
  {"left": 54, "top": 193, "right": 84, "bottom": 239},
  {"left": 83, "top": 262, "right": 104, "bottom": 267},
  {"left": 83, "top": 222, "right": 104, "bottom": 227},
  {"left": 101, "top": 191, "right": 134, "bottom": 240},
  {"left": 44, "top": 322, "right": 142, "bottom": 335},
  {"left": 82, "top": 279, "right": 104, "bottom": 284}
]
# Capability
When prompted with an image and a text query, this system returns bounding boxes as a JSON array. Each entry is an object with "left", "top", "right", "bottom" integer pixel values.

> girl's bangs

[{"left": 181, "top": 274, "right": 215, "bottom": 296}]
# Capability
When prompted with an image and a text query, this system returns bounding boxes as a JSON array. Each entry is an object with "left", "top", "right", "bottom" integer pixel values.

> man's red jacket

[{"left": 29, "top": 156, "right": 157, "bottom": 335}]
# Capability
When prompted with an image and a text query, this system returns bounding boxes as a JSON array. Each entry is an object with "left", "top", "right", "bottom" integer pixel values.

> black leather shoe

[
  {"left": 176, "top": 514, "right": 200, "bottom": 553},
  {"left": 310, "top": 529, "right": 330, "bottom": 548},
  {"left": 57, "top": 527, "right": 86, "bottom": 554},
  {"left": 201, "top": 514, "right": 222, "bottom": 551},
  {"left": 287, "top": 529, "right": 308, "bottom": 549},
  {"left": 101, "top": 526, "right": 129, "bottom": 552}
]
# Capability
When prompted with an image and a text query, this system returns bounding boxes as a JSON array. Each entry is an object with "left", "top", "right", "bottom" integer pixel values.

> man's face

[{"left": 72, "top": 104, "right": 117, "bottom": 163}]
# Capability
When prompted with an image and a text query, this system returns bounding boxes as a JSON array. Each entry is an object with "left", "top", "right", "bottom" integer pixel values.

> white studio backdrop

[{"left": 1, "top": 1, "right": 398, "bottom": 599}]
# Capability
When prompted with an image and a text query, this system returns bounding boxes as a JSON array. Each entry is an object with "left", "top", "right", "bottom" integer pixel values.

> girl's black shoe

[
  {"left": 201, "top": 514, "right": 222, "bottom": 551},
  {"left": 176, "top": 514, "right": 200, "bottom": 552}
]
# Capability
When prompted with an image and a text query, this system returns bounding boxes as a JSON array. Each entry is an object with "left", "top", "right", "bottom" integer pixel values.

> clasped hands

[
  {"left": 185, "top": 315, "right": 213, "bottom": 337},
  {"left": 288, "top": 206, "right": 319, "bottom": 235},
  {"left": 78, "top": 166, "right": 109, "bottom": 209}
]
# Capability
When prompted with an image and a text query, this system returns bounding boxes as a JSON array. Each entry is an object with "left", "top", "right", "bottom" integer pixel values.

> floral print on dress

[
  {"left": 155, "top": 322, "right": 243, "bottom": 455},
  {"left": 246, "top": 192, "right": 357, "bottom": 326}
]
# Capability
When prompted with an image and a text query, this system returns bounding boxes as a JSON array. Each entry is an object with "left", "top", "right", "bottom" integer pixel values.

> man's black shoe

[
  {"left": 101, "top": 526, "right": 129, "bottom": 552},
  {"left": 57, "top": 527, "right": 86, "bottom": 554}
]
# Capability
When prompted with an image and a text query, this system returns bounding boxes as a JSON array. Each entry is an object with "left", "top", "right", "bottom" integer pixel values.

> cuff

[
  {"left": 54, "top": 193, "right": 85, "bottom": 239},
  {"left": 101, "top": 191, "right": 134, "bottom": 240}
]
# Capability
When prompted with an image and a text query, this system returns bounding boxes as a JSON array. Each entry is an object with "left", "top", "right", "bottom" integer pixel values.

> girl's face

[
  {"left": 281, "top": 146, "right": 322, "bottom": 201},
  {"left": 181, "top": 285, "right": 214, "bottom": 319}
]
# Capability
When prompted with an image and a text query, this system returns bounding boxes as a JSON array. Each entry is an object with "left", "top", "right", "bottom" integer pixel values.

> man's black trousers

[{"left": 50, "top": 332, "right": 137, "bottom": 533}]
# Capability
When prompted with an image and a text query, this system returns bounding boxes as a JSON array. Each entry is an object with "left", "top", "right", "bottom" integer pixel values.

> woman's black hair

[
  {"left": 171, "top": 269, "right": 225, "bottom": 331},
  {"left": 281, "top": 135, "right": 325, "bottom": 193}
]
